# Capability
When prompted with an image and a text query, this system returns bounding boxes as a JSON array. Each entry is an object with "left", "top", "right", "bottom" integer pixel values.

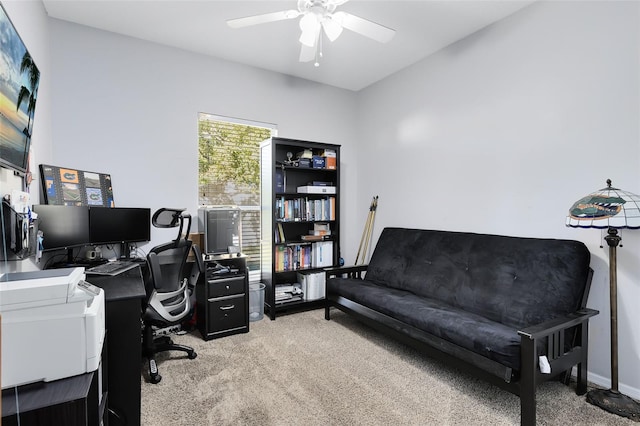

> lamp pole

[
  {"left": 605, "top": 227, "right": 619, "bottom": 392},
  {"left": 567, "top": 180, "right": 640, "bottom": 420},
  {"left": 584, "top": 226, "right": 640, "bottom": 421}
]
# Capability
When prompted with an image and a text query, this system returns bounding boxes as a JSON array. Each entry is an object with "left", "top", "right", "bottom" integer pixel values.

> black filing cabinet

[{"left": 196, "top": 254, "right": 249, "bottom": 340}]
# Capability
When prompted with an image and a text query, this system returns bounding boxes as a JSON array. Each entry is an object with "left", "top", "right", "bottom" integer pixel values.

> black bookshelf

[{"left": 260, "top": 137, "right": 340, "bottom": 319}]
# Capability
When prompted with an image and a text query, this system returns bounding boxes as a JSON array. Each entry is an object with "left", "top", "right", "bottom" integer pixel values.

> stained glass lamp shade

[{"left": 567, "top": 180, "right": 640, "bottom": 229}]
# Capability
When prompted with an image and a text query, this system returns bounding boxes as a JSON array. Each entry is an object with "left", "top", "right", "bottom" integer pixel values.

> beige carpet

[{"left": 141, "top": 309, "right": 634, "bottom": 425}]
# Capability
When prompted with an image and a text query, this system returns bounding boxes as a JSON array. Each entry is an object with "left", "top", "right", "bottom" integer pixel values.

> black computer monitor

[
  {"left": 32, "top": 205, "right": 91, "bottom": 252},
  {"left": 89, "top": 207, "right": 151, "bottom": 257}
]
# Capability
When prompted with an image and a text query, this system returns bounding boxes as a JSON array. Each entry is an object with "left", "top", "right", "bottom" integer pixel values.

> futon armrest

[
  {"left": 517, "top": 308, "right": 599, "bottom": 340},
  {"left": 325, "top": 264, "right": 369, "bottom": 280}
]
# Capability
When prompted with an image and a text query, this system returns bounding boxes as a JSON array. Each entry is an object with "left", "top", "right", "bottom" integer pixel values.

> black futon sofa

[{"left": 325, "top": 227, "right": 598, "bottom": 426}]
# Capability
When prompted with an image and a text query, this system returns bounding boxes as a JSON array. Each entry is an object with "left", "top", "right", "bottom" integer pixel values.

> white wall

[
  {"left": 0, "top": 0, "right": 52, "bottom": 273},
  {"left": 0, "top": 0, "right": 52, "bottom": 199},
  {"left": 48, "top": 19, "right": 359, "bottom": 256},
  {"left": 357, "top": 1, "right": 640, "bottom": 397}
]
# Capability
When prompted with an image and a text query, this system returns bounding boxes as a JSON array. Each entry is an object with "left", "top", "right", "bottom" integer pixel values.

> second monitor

[{"left": 89, "top": 207, "right": 151, "bottom": 247}]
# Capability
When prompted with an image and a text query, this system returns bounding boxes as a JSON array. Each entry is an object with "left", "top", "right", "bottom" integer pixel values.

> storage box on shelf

[{"left": 260, "top": 137, "right": 340, "bottom": 320}]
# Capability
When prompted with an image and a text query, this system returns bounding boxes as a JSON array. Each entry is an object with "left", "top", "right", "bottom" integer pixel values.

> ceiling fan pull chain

[{"left": 315, "top": 33, "right": 323, "bottom": 67}]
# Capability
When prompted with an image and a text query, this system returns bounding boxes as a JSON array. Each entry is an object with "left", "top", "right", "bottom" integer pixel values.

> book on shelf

[
  {"left": 275, "top": 243, "right": 313, "bottom": 272},
  {"left": 275, "top": 283, "right": 303, "bottom": 294},
  {"left": 300, "top": 234, "right": 324, "bottom": 242},
  {"left": 275, "top": 295, "right": 303, "bottom": 305},
  {"left": 274, "top": 241, "right": 333, "bottom": 271},
  {"left": 325, "top": 157, "right": 336, "bottom": 169},
  {"left": 312, "top": 241, "right": 333, "bottom": 268},
  {"left": 275, "top": 169, "right": 285, "bottom": 193},
  {"left": 275, "top": 283, "right": 303, "bottom": 304},
  {"left": 276, "top": 197, "right": 336, "bottom": 221},
  {"left": 274, "top": 222, "right": 286, "bottom": 243},
  {"left": 312, "top": 156, "right": 325, "bottom": 169}
]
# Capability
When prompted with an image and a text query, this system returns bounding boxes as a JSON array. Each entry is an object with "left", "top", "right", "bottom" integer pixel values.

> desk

[
  {"left": 87, "top": 266, "right": 145, "bottom": 426},
  {"left": 2, "top": 370, "right": 102, "bottom": 426}
]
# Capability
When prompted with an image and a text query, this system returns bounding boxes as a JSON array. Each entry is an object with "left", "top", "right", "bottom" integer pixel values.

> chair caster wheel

[
  {"left": 149, "top": 359, "right": 162, "bottom": 384},
  {"left": 188, "top": 351, "right": 197, "bottom": 360}
]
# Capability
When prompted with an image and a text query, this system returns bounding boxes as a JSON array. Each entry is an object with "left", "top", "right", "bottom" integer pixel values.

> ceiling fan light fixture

[
  {"left": 299, "top": 13, "right": 320, "bottom": 46},
  {"left": 299, "top": 12, "right": 319, "bottom": 32},
  {"left": 298, "top": 15, "right": 322, "bottom": 47},
  {"left": 299, "top": 28, "right": 319, "bottom": 47}
]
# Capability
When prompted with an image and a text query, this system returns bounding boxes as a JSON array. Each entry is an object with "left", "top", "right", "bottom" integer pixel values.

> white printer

[{"left": 0, "top": 267, "right": 105, "bottom": 389}]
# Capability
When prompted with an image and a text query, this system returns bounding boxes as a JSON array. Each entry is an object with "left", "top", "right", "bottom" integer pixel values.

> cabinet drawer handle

[{"left": 219, "top": 305, "right": 235, "bottom": 310}]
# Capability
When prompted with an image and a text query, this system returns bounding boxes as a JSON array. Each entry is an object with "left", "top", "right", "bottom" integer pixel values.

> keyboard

[{"left": 86, "top": 260, "right": 139, "bottom": 276}]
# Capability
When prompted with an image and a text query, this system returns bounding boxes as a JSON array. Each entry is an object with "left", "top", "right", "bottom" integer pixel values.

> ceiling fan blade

[
  {"left": 333, "top": 11, "right": 395, "bottom": 43},
  {"left": 299, "top": 43, "right": 316, "bottom": 63},
  {"left": 227, "top": 10, "right": 300, "bottom": 29}
]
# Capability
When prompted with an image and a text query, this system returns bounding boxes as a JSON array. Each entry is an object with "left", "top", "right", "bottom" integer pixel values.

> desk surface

[
  {"left": 86, "top": 265, "right": 146, "bottom": 301},
  {"left": 2, "top": 371, "right": 95, "bottom": 417}
]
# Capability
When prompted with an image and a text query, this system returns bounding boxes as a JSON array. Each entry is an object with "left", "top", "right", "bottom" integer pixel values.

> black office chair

[{"left": 141, "top": 208, "right": 204, "bottom": 384}]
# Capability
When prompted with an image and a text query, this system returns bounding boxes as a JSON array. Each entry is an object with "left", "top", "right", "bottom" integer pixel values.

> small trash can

[{"left": 249, "top": 283, "right": 266, "bottom": 322}]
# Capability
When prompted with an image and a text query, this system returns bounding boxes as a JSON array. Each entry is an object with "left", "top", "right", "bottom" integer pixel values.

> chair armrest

[
  {"left": 325, "top": 264, "right": 369, "bottom": 280},
  {"left": 517, "top": 308, "right": 599, "bottom": 340}
]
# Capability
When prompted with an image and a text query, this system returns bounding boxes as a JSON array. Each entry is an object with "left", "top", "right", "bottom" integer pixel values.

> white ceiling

[{"left": 42, "top": 0, "right": 535, "bottom": 92}]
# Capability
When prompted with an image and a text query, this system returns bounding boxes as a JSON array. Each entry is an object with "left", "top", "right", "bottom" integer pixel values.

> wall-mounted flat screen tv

[{"left": 0, "top": 4, "right": 40, "bottom": 175}]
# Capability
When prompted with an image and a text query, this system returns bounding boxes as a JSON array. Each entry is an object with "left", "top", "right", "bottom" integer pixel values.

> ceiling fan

[{"left": 227, "top": 0, "right": 396, "bottom": 66}]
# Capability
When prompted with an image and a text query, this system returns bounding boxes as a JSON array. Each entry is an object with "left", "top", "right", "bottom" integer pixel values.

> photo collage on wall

[{"left": 39, "top": 164, "right": 115, "bottom": 207}]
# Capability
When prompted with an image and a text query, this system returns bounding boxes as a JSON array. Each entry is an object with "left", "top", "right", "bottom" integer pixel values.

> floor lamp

[{"left": 566, "top": 179, "right": 640, "bottom": 421}]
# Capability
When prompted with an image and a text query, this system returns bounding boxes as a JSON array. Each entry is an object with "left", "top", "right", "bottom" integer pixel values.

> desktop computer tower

[{"left": 198, "top": 207, "right": 242, "bottom": 255}]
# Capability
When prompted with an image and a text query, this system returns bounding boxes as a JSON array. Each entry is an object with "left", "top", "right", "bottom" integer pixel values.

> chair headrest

[
  {"left": 152, "top": 208, "right": 186, "bottom": 228},
  {"left": 152, "top": 208, "right": 192, "bottom": 243}
]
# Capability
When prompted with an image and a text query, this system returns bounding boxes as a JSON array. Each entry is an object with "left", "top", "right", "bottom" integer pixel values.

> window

[{"left": 198, "top": 113, "right": 276, "bottom": 281}]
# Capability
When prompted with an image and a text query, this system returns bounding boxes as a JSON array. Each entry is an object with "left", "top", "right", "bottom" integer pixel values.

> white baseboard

[
  {"left": 587, "top": 371, "right": 640, "bottom": 400},
  {"left": 567, "top": 367, "right": 640, "bottom": 400}
]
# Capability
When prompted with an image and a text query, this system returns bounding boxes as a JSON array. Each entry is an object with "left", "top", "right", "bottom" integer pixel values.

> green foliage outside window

[{"left": 198, "top": 117, "right": 271, "bottom": 206}]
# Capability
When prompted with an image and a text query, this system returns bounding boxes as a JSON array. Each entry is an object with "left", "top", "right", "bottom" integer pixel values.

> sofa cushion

[
  {"left": 364, "top": 228, "right": 591, "bottom": 330},
  {"left": 328, "top": 277, "right": 523, "bottom": 370}
]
